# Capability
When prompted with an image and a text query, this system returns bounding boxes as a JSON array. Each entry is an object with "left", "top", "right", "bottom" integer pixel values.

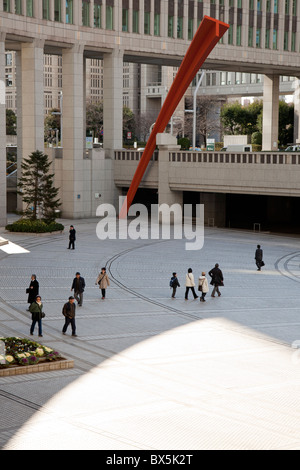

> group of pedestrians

[
  {"left": 170, "top": 264, "right": 224, "bottom": 302},
  {"left": 27, "top": 237, "right": 264, "bottom": 337},
  {"left": 27, "top": 265, "right": 111, "bottom": 338}
]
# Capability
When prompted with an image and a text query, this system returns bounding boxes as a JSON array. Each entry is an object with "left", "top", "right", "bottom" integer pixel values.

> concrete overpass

[{"left": 1, "top": 0, "right": 300, "bottom": 224}]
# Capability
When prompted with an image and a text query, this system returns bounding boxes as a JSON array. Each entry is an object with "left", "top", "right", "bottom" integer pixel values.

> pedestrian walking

[
  {"left": 185, "top": 268, "right": 198, "bottom": 300},
  {"left": 96, "top": 267, "right": 110, "bottom": 299},
  {"left": 29, "top": 295, "right": 45, "bottom": 337},
  {"left": 62, "top": 296, "right": 77, "bottom": 337},
  {"left": 170, "top": 272, "right": 180, "bottom": 298},
  {"left": 27, "top": 274, "right": 39, "bottom": 310},
  {"left": 71, "top": 272, "right": 85, "bottom": 306},
  {"left": 208, "top": 263, "right": 224, "bottom": 297},
  {"left": 255, "top": 244, "right": 264, "bottom": 271},
  {"left": 68, "top": 225, "right": 76, "bottom": 250},
  {"left": 198, "top": 272, "right": 209, "bottom": 302}
]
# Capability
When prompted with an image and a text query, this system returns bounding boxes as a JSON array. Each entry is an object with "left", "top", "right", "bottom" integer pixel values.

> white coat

[
  {"left": 198, "top": 276, "right": 209, "bottom": 293},
  {"left": 185, "top": 273, "right": 195, "bottom": 287}
]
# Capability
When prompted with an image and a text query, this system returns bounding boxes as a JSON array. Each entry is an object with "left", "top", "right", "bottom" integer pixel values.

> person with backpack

[
  {"left": 170, "top": 272, "right": 180, "bottom": 298},
  {"left": 185, "top": 268, "right": 198, "bottom": 300}
]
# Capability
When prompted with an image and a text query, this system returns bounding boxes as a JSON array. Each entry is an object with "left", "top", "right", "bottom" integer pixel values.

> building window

[
  {"left": 144, "top": 12, "right": 150, "bottom": 35},
  {"left": 43, "top": 0, "right": 50, "bottom": 19},
  {"left": 273, "top": 29, "right": 278, "bottom": 49},
  {"left": 106, "top": 5, "right": 113, "bottom": 30},
  {"left": 256, "top": 28, "right": 261, "bottom": 47},
  {"left": 284, "top": 31, "right": 289, "bottom": 50},
  {"left": 66, "top": 0, "right": 73, "bottom": 24},
  {"left": 6, "top": 74, "right": 13, "bottom": 87},
  {"left": 237, "top": 0, "right": 242, "bottom": 6},
  {"left": 3, "top": 1, "right": 10, "bottom": 12},
  {"left": 154, "top": 14, "right": 160, "bottom": 36},
  {"left": 82, "top": 1, "right": 90, "bottom": 26},
  {"left": 188, "top": 18, "right": 193, "bottom": 40},
  {"left": 132, "top": 9, "right": 139, "bottom": 33},
  {"left": 265, "top": 29, "right": 270, "bottom": 48},
  {"left": 26, "top": 0, "right": 33, "bottom": 17},
  {"left": 257, "top": 0, "right": 261, "bottom": 10},
  {"left": 285, "top": 0, "right": 289, "bottom": 14},
  {"left": 266, "top": 0, "right": 271, "bottom": 11},
  {"left": 292, "top": 0, "right": 297, "bottom": 15},
  {"left": 236, "top": 25, "right": 242, "bottom": 45},
  {"left": 274, "top": 0, "right": 278, "bottom": 13},
  {"left": 122, "top": 6, "right": 128, "bottom": 32},
  {"left": 15, "top": 0, "right": 22, "bottom": 15},
  {"left": 54, "top": 0, "right": 61, "bottom": 22},
  {"left": 291, "top": 31, "right": 296, "bottom": 51},
  {"left": 168, "top": 16, "right": 174, "bottom": 37},
  {"left": 248, "top": 26, "right": 253, "bottom": 46},
  {"left": 94, "top": 2, "right": 101, "bottom": 28},
  {"left": 249, "top": 0, "right": 254, "bottom": 9},
  {"left": 227, "top": 25, "right": 233, "bottom": 45},
  {"left": 6, "top": 53, "right": 12, "bottom": 66},
  {"left": 177, "top": 17, "right": 183, "bottom": 39}
]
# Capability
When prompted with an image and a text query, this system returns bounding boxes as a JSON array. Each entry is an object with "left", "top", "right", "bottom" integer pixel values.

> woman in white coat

[
  {"left": 185, "top": 268, "right": 198, "bottom": 300},
  {"left": 198, "top": 272, "right": 209, "bottom": 302}
]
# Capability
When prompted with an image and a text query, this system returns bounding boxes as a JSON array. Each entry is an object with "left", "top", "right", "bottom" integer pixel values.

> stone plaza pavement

[{"left": 1, "top": 216, "right": 300, "bottom": 450}]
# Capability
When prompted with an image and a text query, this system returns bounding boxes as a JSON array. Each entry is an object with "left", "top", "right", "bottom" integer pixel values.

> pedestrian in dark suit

[
  {"left": 29, "top": 295, "right": 44, "bottom": 337},
  {"left": 209, "top": 263, "right": 224, "bottom": 297},
  {"left": 27, "top": 274, "right": 39, "bottom": 309},
  {"left": 68, "top": 225, "right": 76, "bottom": 250},
  {"left": 62, "top": 296, "right": 77, "bottom": 337},
  {"left": 255, "top": 244, "right": 263, "bottom": 271},
  {"left": 71, "top": 272, "right": 85, "bottom": 306}
]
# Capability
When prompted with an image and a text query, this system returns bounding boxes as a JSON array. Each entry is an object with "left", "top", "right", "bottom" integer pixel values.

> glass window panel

[
  {"left": 43, "top": 0, "right": 49, "bottom": 19},
  {"left": 66, "top": 0, "right": 73, "bottom": 24},
  {"left": 144, "top": 11, "right": 150, "bottom": 35},
  {"left": 15, "top": 0, "right": 22, "bottom": 15},
  {"left": 94, "top": 4, "right": 101, "bottom": 28},
  {"left": 106, "top": 6, "right": 113, "bottom": 30},
  {"left": 54, "top": 0, "right": 61, "bottom": 22},
  {"left": 82, "top": 1, "right": 90, "bottom": 26},
  {"left": 154, "top": 13, "right": 160, "bottom": 36},
  {"left": 26, "top": 0, "right": 33, "bottom": 17},
  {"left": 133, "top": 10, "right": 139, "bottom": 33}
]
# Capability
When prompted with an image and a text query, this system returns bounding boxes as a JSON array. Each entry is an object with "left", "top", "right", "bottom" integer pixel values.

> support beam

[
  {"left": 119, "top": 16, "right": 229, "bottom": 218},
  {"left": 262, "top": 74, "right": 279, "bottom": 151},
  {"left": 0, "top": 35, "right": 6, "bottom": 226}
]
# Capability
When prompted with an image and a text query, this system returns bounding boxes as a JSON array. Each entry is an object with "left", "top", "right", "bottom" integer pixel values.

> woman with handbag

[
  {"left": 29, "top": 295, "right": 45, "bottom": 337},
  {"left": 95, "top": 267, "right": 110, "bottom": 299},
  {"left": 27, "top": 274, "right": 39, "bottom": 310},
  {"left": 198, "top": 272, "right": 209, "bottom": 302}
]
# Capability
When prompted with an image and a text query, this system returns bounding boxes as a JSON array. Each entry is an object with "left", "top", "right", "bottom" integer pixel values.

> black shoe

[{"left": 72, "top": 334, "right": 78, "bottom": 337}]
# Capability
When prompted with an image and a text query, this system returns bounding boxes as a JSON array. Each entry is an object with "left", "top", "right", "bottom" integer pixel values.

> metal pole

[{"left": 192, "top": 70, "right": 205, "bottom": 150}]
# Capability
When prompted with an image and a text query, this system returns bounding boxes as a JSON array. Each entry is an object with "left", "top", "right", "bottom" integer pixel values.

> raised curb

[{"left": 0, "top": 359, "right": 74, "bottom": 377}]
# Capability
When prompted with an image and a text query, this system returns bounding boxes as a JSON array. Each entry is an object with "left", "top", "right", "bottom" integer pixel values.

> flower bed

[{"left": 0, "top": 337, "right": 73, "bottom": 376}]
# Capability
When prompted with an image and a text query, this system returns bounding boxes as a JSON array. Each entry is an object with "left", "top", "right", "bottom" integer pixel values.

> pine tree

[{"left": 17, "top": 150, "right": 61, "bottom": 223}]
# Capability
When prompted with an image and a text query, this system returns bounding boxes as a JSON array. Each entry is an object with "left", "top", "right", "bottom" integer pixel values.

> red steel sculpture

[{"left": 119, "top": 16, "right": 229, "bottom": 219}]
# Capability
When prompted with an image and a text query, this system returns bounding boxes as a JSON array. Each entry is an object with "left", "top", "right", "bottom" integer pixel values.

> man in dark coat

[
  {"left": 62, "top": 296, "right": 77, "bottom": 337},
  {"left": 255, "top": 244, "right": 263, "bottom": 271},
  {"left": 27, "top": 274, "right": 39, "bottom": 308},
  {"left": 68, "top": 225, "right": 76, "bottom": 250},
  {"left": 208, "top": 263, "right": 224, "bottom": 297},
  {"left": 71, "top": 272, "right": 85, "bottom": 307}
]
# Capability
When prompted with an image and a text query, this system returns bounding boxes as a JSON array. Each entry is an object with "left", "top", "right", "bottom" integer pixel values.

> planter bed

[
  {"left": 0, "top": 358, "right": 74, "bottom": 377},
  {"left": 0, "top": 337, "right": 73, "bottom": 376}
]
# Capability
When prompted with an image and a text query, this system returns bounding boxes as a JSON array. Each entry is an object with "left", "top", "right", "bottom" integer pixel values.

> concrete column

[
  {"left": 157, "top": 133, "right": 182, "bottom": 223},
  {"left": 16, "top": 39, "right": 44, "bottom": 203},
  {"left": 262, "top": 74, "right": 279, "bottom": 151},
  {"left": 293, "top": 79, "right": 300, "bottom": 143},
  {"left": 103, "top": 48, "right": 124, "bottom": 153},
  {"left": 0, "top": 36, "right": 6, "bottom": 225},
  {"left": 62, "top": 44, "right": 85, "bottom": 218}
]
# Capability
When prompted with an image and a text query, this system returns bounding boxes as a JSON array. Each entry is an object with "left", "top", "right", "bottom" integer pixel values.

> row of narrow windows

[{"left": 2, "top": 1, "right": 299, "bottom": 50}]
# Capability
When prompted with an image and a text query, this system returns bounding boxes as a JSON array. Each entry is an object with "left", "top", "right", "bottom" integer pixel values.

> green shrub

[
  {"left": 5, "top": 219, "right": 64, "bottom": 233},
  {"left": 178, "top": 137, "right": 190, "bottom": 150}
]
